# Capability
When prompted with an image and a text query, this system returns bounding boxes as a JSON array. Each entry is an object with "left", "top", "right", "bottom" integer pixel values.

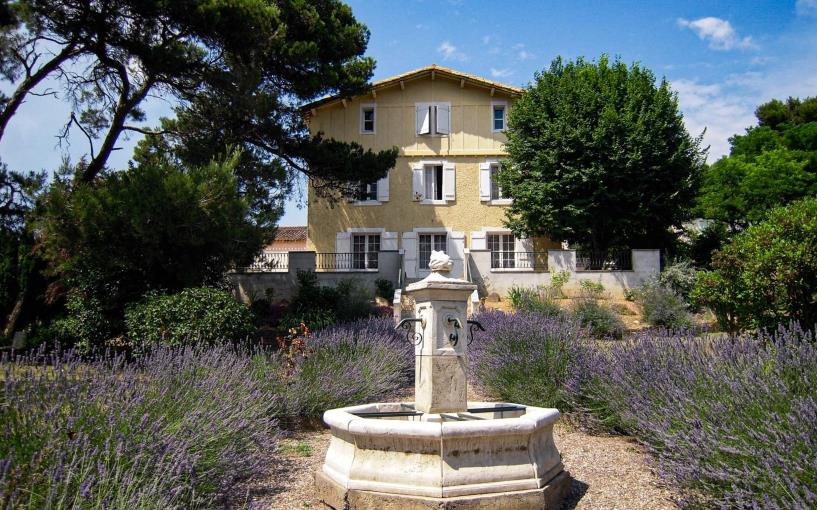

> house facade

[{"left": 304, "top": 65, "right": 558, "bottom": 281}]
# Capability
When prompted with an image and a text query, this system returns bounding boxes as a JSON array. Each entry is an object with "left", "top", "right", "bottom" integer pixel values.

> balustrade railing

[
  {"left": 241, "top": 251, "right": 288, "bottom": 272},
  {"left": 316, "top": 252, "right": 379, "bottom": 271},
  {"left": 489, "top": 251, "right": 548, "bottom": 271},
  {"left": 575, "top": 250, "right": 633, "bottom": 271}
]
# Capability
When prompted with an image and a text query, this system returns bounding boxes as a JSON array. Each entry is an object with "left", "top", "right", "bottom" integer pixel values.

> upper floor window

[
  {"left": 479, "top": 161, "right": 510, "bottom": 203},
  {"left": 491, "top": 101, "right": 507, "bottom": 132},
  {"left": 424, "top": 165, "right": 443, "bottom": 201},
  {"left": 360, "top": 104, "right": 376, "bottom": 134},
  {"left": 416, "top": 102, "right": 450, "bottom": 136},
  {"left": 490, "top": 164, "right": 506, "bottom": 200},
  {"left": 357, "top": 181, "right": 378, "bottom": 201}
]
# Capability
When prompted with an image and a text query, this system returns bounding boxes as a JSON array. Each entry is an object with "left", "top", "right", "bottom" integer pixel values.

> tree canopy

[
  {"left": 499, "top": 55, "right": 705, "bottom": 253},
  {"left": 697, "top": 96, "right": 817, "bottom": 230},
  {"left": 0, "top": 0, "right": 396, "bottom": 201}
]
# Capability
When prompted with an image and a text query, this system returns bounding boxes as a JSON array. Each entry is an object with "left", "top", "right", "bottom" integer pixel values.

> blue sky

[{"left": 2, "top": 0, "right": 817, "bottom": 226}]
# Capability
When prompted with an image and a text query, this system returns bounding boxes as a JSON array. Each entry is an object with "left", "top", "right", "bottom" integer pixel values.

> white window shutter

[
  {"left": 435, "top": 104, "right": 450, "bottom": 134},
  {"left": 416, "top": 104, "right": 431, "bottom": 135},
  {"left": 381, "top": 231, "right": 398, "bottom": 251},
  {"left": 402, "top": 232, "right": 418, "bottom": 278},
  {"left": 335, "top": 231, "right": 351, "bottom": 253},
  {"left": 443, "top": 163, "right": 456, "bottom": 201},
  {"left": 450, "top": 231, "right": 466, "bottom": 278},
  {"left": 412, "top": 164, "right": 424, "bottom": 201},
  {"left": 470, "top": 231, "right": 487, "bottom": 250},
  {"left": 377, "top": 171, "right": 390, "bottom": 202},
  {"left": 479, "top": 162, "right": 491, "bottom": 201}
]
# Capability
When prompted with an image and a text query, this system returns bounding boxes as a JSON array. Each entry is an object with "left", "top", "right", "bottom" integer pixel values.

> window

[
  {"left": 424, "top": 165, "right": 444, "bottom": 201},
  {"left": 352, "top": 233, "right": 380, "bottom": 269},
  {"left": 416, "top": 102, "right": 450, "bottom": 135},
  {"left": 490, "top": 164, "right": 505, "bottom": 200},
  {"left": 488, "top": 233, "right": 515, "bottom": 269},
  {"left": 356, "top": 181, "right": 378, "bottom": 201},
  {"left": 492, "top": 104, "right": 505, "bottom": 131},
  {"left": 360, "top": 104, "right": 375, "bottom": 133},
  {"left": 418, "top": 233, "right": 447, "bottom": 269}
]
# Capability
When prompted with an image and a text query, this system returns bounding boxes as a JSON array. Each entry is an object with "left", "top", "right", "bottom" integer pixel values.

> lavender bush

[
  {"left": 260, "top": 317, "right": 412, "bottom": 420},
  {"left": 469, "top": 310, "right": 589, "bottom": 409},
  {"left": 0, "top": 345, "right": 278, "bottom": 509},
  {"left": 578, "top": 325, "right": 817, "bottom": 509}
]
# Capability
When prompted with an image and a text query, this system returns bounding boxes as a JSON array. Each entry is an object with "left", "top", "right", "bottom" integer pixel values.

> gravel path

[{"left": 233, "top": 387, "right": 679, "bottom": 510}]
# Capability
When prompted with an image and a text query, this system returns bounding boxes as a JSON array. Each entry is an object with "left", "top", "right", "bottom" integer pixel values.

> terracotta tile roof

[
  {"left": 273, "top": 226, "right": 307, "bottom": 242},
  {"left": 302, "top": 64, "right": 524, "bottom": 113}
]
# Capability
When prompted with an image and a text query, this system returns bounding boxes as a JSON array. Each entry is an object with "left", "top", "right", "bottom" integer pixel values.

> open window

[
  {"left": 412, "top": 162, "right": 456, "bottom": 202},
  {"left": 479, "top": 161, "right": 510, "bottom": 203}
]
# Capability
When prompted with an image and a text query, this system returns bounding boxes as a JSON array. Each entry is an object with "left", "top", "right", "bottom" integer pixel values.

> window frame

[
  {"left": 360, "top": 103, "right": 376, "bottom": 134},
  {"left": 351, "top": 232, "right": 381, "bottom": 270},
  {"left": 491, "top": 100, "right": 507, "bottom": 133},
  {"left": 418, "top": 232, "right": 448, "bottom": 270},
  {"left": 423, "top": 164, "right": 444, "bottom": 201},
  {"left": 488, "top": 233, "right": 516, "bottom": 269}
]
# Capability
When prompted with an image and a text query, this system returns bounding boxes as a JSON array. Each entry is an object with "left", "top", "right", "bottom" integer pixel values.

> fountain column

[{"left": 404, "top": 251, "right": 476, "bottom": 414}]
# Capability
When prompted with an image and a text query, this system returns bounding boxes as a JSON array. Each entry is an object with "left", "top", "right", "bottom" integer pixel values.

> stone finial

[{"left": 428, "top": 250, "right": 453, "bottom": 273}]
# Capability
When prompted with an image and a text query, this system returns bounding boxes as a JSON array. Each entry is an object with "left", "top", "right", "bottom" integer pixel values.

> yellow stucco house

[{"left": 303, "top": 65, "right": 558, "bottom": 281}]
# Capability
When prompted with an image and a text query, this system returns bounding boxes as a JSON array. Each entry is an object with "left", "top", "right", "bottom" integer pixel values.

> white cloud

[
  {"left": 482, "top": 35, "right": 493, "bottom": 45},
  {"left": 490, "top": 68, "right": 513, "bottom": 79},
  {"left": 513, "top": 43, "right": 535, "bottom": 61},
  {"left": 437, "top": 41, "right": 467, "bottom": 62},
  {"left": 415, "top": 23, "right": 429, "bottom": 30},
  {"left": 796, "top": 0, "right": 817, "bottom": 16},
  {"left": 677, "top": 17, "right": 756, "bottom": 50},
  {"left": 672, "top": 56, "right": 817, "bottom": 161}
]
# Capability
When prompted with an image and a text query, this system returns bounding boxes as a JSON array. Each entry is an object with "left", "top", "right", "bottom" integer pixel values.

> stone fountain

[{"left": 315, "top": 251, "right": 571, "bottom": 509}]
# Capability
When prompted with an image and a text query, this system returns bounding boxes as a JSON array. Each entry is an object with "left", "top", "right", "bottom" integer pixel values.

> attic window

[
  {"left": 415, "top": 102, "right": 451, "bottom": 136},
  {"left": 491, "top": 101, "right": 507, "bottom": 132},
  {"left": 360, "top": 104, "right": 376, "bottom": 134}
]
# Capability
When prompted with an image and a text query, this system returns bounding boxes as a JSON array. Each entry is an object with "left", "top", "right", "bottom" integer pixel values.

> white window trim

[
  {"left": 360, "top": 102, "right": 376, "bottom": 134},
  {"left": 415, "top": 102, "right": 452, "bottom": 137},
  {"left": 414, "top": 227, "right": 451, "bottom": 274},
  {"left": 491, "top": 100, "right": 508, "bottom": 133},
  {"left": 483, "top": 158, "right": 512, "bottom": 205},
  {"left": 417, "top": 160, "right": 452, "bottom": 205}
]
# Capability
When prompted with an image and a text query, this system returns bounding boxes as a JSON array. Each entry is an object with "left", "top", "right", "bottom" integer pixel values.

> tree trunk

[
  {"left": 0, "top": 44, "right": 78, "bottom": 142},
  {"left": 2, "top": 291, "right": 24, "bottom": 338}
]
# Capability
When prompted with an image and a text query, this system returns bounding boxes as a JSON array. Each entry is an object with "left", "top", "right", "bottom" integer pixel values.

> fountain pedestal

[{"left": 315, "top": 252, "right": 572, "bottom": 509}]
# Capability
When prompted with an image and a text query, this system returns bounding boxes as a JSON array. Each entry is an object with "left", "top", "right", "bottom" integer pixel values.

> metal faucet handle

[
  {"left": 395, "top": 317, "right": 425, "bottom": 346},
  {"left": 466, "top": 319, "right": 485, "bottom": 346}
]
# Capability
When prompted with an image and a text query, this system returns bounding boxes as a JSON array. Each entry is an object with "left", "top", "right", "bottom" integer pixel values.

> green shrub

[
  {"left": 578, "top": 279, "right": 605, "bottom": 297},
  {"left": 550, "top": 270, "right": 570, "bottom": 297},
  {"left": 632, "top": 279, "right": 693, "bottom": 329},
  {"left": 692, "top": 197, "right": 817, "bottom": 331},
  {"left": 50, "top": 290, "right": 116, "bottom": 353},
  {"left": 374, "top": 278, "right": 395, "bottom": 302},
  {"left": 507, "top": 285, "right": 564, "bottom": 318},
  {"left": 658, "top": 259, "right": 697, "bottom": 305},
  {"left": 284, "top": 270, "right": 375, "bottom": 330},
  {"left": 125, "top": 287, "right": 255, "bottom": 348},
  {"left": 572, "top": 293, "right": 625, "bottom": 338}
]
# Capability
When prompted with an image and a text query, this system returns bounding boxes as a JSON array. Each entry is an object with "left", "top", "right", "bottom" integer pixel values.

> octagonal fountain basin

[{"left": 315, "top": 401, "right": 571, "bottom": 509}]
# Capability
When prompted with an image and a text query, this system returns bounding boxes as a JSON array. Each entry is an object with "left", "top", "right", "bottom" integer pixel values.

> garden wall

[
  {"left": 467, "top": 249, "right": 660, "bottom": 298},
  {"left": 229, "top": 251, "right": 401, "bottom": 303}
]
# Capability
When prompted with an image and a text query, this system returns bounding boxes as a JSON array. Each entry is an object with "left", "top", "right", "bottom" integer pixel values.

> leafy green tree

[
  {"left": 1, "top": 0, "right": 395, "bottom": 196},
  {"left": 692, "top": 197, "right": 817, "bottom": 331},
  {"left": 500, "top": 55, "right": 705, "bottom": 253},
  {"left": 33, "top": 155, "right": 260, "bottom": 348},
  {"left": 698, "top": 149, "right": 816, "bottom": 229},
  {"left": 698, "top": 96, "right": 817, "bottom": 230}
]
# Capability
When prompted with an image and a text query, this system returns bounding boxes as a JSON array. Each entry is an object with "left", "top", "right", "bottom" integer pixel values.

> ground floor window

[
  {"left": 488, "top": 233, "right": 515, "bottom": 268},
  {"left": 419, "top": 233, "right": 447, "bottom": 269},
  {"left": 352, "top": 233, "right": 380, "bottom": 269}
]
